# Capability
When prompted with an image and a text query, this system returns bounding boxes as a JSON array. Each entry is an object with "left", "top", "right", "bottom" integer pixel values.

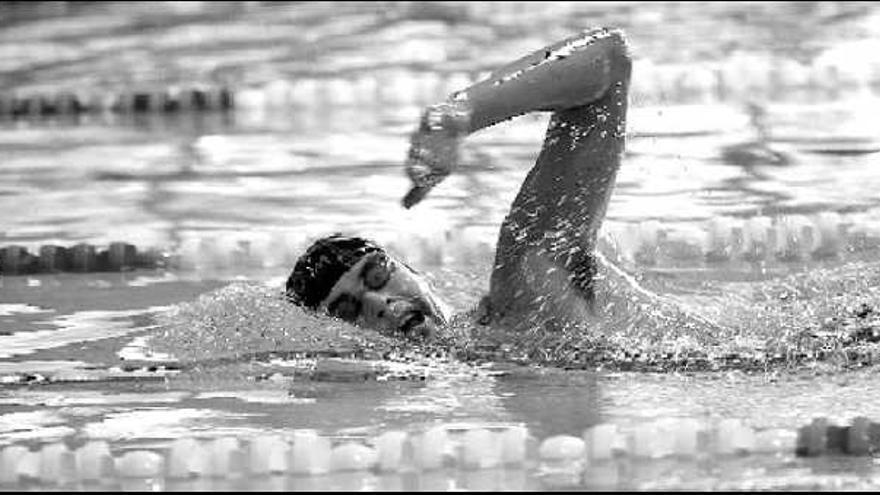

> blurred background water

[{"left": 2, "top": 1, "right": 880, "bottom": 490}]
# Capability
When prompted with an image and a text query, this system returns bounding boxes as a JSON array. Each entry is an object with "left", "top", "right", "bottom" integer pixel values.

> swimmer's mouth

[{"left": 398, "top": 311, "right": 432, "bottom": 339}]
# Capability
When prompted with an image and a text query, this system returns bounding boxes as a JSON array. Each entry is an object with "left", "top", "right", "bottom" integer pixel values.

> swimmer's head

[{"left": 286, "top": 234, "right": 450, "bottom": 339}]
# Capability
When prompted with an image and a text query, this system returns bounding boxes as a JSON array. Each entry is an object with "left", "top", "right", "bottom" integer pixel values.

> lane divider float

[
  {"left": 0, "top": 242, "right": 170, "bottom": 275},
  {"left": 4, "top": 48, "right": 880, "bottom": 121},
  {"left": 0, "top": 86, "right": 234, "bottom": 118},
  {"left": 4, "top": 210, "right": 877, "bottom": 276},
  {"left": 0, "top": 417, "right": 873, "bottom": 488}
]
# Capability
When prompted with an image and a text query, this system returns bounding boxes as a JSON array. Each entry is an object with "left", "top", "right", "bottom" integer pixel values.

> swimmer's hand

[{"left": 402, "top": 101, "right": 469, "bottom": 208}]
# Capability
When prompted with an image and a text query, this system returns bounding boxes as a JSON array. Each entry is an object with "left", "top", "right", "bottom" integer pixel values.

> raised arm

[{"left": 404, "top": 28, "right": 632, "bottom": 329}]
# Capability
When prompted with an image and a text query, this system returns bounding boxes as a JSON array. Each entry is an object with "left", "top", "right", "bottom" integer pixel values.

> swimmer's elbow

[
  {"left": 603, "top": 27, "right": 632, "bottom": 72},
  {"left": 571, "top": 27, "right": 631, "bottom": 83},
  {"left": 604, "top": 28, "right": 630, "bottom": 51}
]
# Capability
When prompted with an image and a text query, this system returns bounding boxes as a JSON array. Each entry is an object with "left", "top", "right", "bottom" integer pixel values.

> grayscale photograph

[{"left": 1, "top": 1, "right": 880, "bottom": 490}]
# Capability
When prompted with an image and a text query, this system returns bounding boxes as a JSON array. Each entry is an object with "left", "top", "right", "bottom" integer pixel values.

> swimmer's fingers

[
  {"left": 401, "top": 101, "right": 470, "bottom": 208},
  {"left": 401, "top": 130, "right": 459, "bottom": 208},
  {"left": 402, "top": 184, "right": 429, "bottom": 209},
  {"left": 402, "top": 182, "right": 441, "bottom": 209},
  {"left": 402, "top": 151, "right": 448, "bottom": 208}
]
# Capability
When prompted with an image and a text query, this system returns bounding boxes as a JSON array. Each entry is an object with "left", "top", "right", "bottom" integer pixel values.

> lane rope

[
  {"left": 0, "top": 416, "right": 872, "bottom": 488},
  {"left": 3, "top": 52, "right": 879, "bottom": 120},
  {"left": 1, "top": 214, "right": 876, "bottom": 275}
]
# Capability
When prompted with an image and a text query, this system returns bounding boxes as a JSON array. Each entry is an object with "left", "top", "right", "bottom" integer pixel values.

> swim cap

[{"left": 286, "top": 234, "right": 384, "bottom": 309}]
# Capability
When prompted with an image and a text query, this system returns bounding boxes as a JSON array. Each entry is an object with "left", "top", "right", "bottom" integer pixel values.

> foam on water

[
  {"left": 146, "top": 282, "right": 396, "bottom": 364},
  {"left": 133, "top": 248, "right": 880, "bottom": 376}
]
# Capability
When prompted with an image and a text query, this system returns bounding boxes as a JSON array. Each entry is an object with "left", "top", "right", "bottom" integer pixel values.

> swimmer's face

[{"left": 319, "top": 252, "right": 451, "bottom": 339}]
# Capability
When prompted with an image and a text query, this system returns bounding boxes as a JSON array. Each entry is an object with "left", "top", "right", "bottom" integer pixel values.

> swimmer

[{"left": 287, "top": 27, "right": 634, "bottom": 338}]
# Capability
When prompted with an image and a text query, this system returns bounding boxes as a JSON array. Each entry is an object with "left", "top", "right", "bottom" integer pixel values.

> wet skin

[
  {"left": 312, "top": 28, "right": 633, "bottom": 337},
  {"left": 404, "top": 27, "right": 632, "bottom": 331},
  {"left": 289, "top": 26, "right": 872, "bottom": 369},
  {"left": 319, "top": 251, "right": 451, "bottom": 339}
]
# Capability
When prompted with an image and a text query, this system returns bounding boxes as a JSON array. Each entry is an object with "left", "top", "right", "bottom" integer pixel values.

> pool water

[{"left": 3, "top": 1, "right": 880, "bottom": 490}]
